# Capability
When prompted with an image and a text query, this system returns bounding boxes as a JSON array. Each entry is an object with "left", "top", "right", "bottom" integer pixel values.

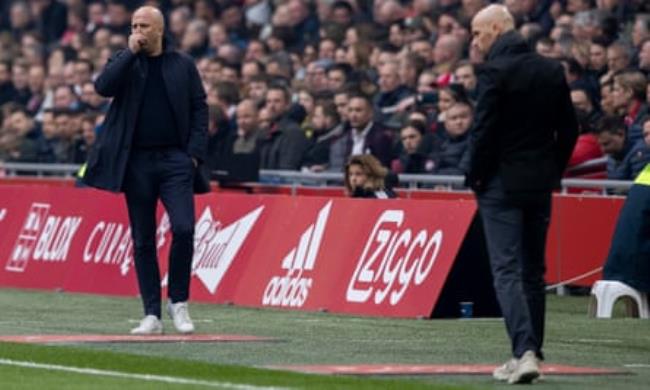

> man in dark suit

[
  {"left": 466, "top": 5, "right": 578, "bottom": 384},
  {"left": 329, "top": 94, "right": 395, "bottom": 170},
  {"left": 83, "top": 6, "right": 208, "bottom": 335}
]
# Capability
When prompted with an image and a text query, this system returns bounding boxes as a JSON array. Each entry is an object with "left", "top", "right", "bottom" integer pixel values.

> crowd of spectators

[{"left": 1, "top": 0, "right": 650, "bottom": 183}]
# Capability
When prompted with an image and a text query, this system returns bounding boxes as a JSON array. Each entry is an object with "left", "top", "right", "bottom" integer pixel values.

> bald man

[
  {"left": 466, "top": 5, "right": 577, "bottom": 384},
  {"left": 83, "top": 6, "right": 208, "bottom": 335}
]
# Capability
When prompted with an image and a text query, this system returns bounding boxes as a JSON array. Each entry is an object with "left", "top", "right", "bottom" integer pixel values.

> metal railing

[{"left": 0, "top": 162, "right": 634, "bottom": 195}]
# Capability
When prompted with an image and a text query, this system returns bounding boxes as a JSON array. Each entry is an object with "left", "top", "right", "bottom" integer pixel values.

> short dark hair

[
  {"left": 348, "top": 93, "right": 373, "bottom": 108},
  {"left": 267, "top": 85, "right": 291, "bottom": 103},
  {"left": 75, "top": 58, "right": 94, "bottom": 72},
  {"left": 243, "top": 60, "right": 265, "bottom": 74},
  {"left": 315, "top": 100, "right": 340, "bottom": 123},
  {"left": 215, "top": 81, "right": 240, "bottom": 105},
  {"left": 402, "top": 120, "right": 427, "bottom": 135},
  {"left": 331, "top": 0, "right": 353, "bottom": 14},
  {"left": 595, "top": 115, "right": 626, "bottom": 135},
  {"left": 570, "top": 86, "right": 594, "bottom": 106}
]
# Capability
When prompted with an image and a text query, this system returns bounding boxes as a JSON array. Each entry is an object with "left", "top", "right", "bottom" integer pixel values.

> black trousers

[
  {"left": 477, "top": 176, "right": 551, "bottom": 360},
  {"left": 123, "top": 147, "right": 195, "bottom": 318}
]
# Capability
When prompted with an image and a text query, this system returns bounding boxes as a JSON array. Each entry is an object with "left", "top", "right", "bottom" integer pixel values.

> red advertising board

[{"left": 0, "top": 186, "right": 476, "bottom": 318}]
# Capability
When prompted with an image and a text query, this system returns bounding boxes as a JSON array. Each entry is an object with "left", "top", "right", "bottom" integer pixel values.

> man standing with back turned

[
  {"left": 466, "top": 5, "right": 578, "bottom": 384},
  {"left": 82, "top": 6, "right": 208, "bottom": 335}
]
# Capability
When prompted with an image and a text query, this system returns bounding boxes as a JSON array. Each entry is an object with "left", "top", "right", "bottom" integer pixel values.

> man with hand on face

[
  {"left": 466, "top": 4, "right": 577, "bottom": 384},
  {"left": 83, "top": 6, "right": 208, "bottom": 335}
]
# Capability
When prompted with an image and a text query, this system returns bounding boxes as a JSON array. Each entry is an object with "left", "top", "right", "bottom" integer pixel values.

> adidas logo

[{"left": 262, "top": 201, "right": 332, "bottom": 308}]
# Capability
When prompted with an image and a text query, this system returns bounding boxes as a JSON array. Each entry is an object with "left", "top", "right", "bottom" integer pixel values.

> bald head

[
  {"left": 471, "top": 4, "right": 515, "bottom": 56},
  {"left": 131, "top": 6, "right": 165, "bottom": 56},
  {"left": 134, "top": 6, "right": 165, "bottom": 28},
  {"left": 236, "top": 99, "right": 259, "bottom": 134}
]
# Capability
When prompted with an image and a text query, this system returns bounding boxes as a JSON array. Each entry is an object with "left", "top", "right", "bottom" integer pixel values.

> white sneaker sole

[{"left": 508, "top": 369, "right": 540, "bottom": 384}]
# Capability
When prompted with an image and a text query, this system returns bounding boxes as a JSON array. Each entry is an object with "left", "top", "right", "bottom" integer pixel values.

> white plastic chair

[{"left": 589, "top": 280, "right": 649, "bottom": 319}]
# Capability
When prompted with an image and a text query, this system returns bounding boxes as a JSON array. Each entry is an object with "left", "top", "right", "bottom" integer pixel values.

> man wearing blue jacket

[{"left": 83, "top": 6, "right": 208, "bottom": 335}]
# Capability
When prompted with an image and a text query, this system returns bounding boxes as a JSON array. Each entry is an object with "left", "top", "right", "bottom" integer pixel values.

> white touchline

[{"left": 0, "top": 358, "right": 292, "bottom": 390}]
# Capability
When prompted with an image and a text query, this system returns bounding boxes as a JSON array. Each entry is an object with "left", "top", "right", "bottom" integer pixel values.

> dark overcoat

[
  {"left": 82, "top": 43, "right": 208, "bottom": 193},
  {"left": 466, "top": 31, "right": 578, "bottom": 197}
]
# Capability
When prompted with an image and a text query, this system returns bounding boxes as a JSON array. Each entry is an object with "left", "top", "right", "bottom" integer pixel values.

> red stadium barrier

[{"left": 0, "top": 184, "right": 624, "bottom": 317}]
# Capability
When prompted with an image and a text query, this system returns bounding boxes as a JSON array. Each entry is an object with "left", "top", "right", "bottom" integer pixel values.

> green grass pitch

[{"left": 0, "top": 288, "right": 648, "bottom": 389}]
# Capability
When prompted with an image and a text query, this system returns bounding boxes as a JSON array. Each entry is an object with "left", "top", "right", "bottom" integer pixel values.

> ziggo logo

[{"left": 346, "top": 210, "right": 443, "bottom": 306}]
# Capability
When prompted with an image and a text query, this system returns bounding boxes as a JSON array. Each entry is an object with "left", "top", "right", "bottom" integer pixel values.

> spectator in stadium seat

[
  {"left": 595, "top": 115, "right": 650, "bottom": 180},
  {"left": 329, "top": 94, "right": 395, "bottom": 170},
  {"left": 8, "top": 1, "right": 35, "bottom": 42},
  {"left": 52, "top": 85, "right": 79, "bottom": 111},
  {"left": 106, "top": 0, "right": 131, "bottom": 36},
  {"left": 47, "top": 109, "right": 72, "bottom": 163},
  {"left": 639, "top": 38, "right": 650, "bottom": 78},
  {"left": 168, "top": 6, "right": 191, "bottom": 44},
  {"left": 345, "top": 154, "right": 397, "bottom": 199},
  {"left": 565, "top": 109, "right": 605, "bottom": 177},
  {"left": 302, "top": 100, "right": 343, "bottom": 172},
  {"left": 600, "top": 80, "right": 617, "bottom": 116},
  {"left": 79, "top": 81, "right": 109, "bottom": 113},
  {"left": 588, "top": 37, "right": 609, "bottom": 79},
  {"left": 246, "top": 74, "right": 270, "bottom": 106},
  {"left": 570, "top": 86, "right": 603, "bottom": 129},
  {"left": 432, "top": 34, "right": 464, "bottom": 81},
  {"left": 436, "top": 83, "right": 470, "bottom": 133},
  {"left": 601, "top": 117, "right": 650, "bottom": 294},
  {"left": 410, "top": 38, "right": 434, "bottom": 67},
  {"left": 453, "top": 61, "right": 478, "bottom": 100},
  {"left": 600, "top": 41, "right": 633, "bottom": 84},
  {"left": 326, "top": 63, "right": 351, "bottom": 92},
  {"left": 259, "top": 85, "right": 309, "bottom": 170},
  {"left": 391, "top": 120, "right": 435, "bottom": 174},
  {"left": 11, "top": 60, "right": 31, "bottom": 106},
  {"left": 180, "top": 19, "right": 209, "bottom": 59},
  {"left": 240, "top": 60, "right": 265, "bottom": 84},
  {"left": 304, "top": 59, "right": 332, "bottom": 94},
  {"left": 82, "top": 6, "right": 208, "bottom": 336},
  {"left": 5, "top": 105, "right": 54, "bottom": 163},
  {"left": 612, "top": 70, "right": 649, "bottom": 138},
  {"left": 466, "top": 5, "right": 577, "bottom": 384},
  {"left": 232, "top": 99, "right": 262, "bottom": 156},
  {"left": 70, "top": 112, "right": 98, "bottom": 164},
  {"left": 374, "top": 61, "right": 414, "bottom": 124},
  {"left": 0, "top": 61, "right": 17, "bottom": 106},
  {"left": 26, "top": 64, "right": 46, "bottom": 115},
  {"left": 631, "top": 14, "right": 650, "bottom": 53},
  {"left": 431, "top": 101, "right": 472, "bottom": 175},
  {"left": 244, "top": 39, "right": 269, "bottom": 61}
]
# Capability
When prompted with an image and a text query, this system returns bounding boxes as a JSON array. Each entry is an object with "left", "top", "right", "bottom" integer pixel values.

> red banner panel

[
  {"left": 0, "top": 186, "right": 475, "bottom": 318},
  {"left": 0, "top": 185, "right": 624, "bottom": 317}
]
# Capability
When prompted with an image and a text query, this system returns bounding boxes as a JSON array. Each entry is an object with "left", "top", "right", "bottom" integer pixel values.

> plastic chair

[{"left": 589, "top": 280, "right": 649, "bottom": 319}]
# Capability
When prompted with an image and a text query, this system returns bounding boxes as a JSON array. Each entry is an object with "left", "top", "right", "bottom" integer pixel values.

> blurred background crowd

[{"left": 1, "top": 0, "right": 650, "bottom": 184}]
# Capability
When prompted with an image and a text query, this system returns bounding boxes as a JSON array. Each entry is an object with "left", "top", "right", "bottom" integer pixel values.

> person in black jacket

[
  {"left": 466, "top": 5, "right": 578, "bottom": 384},
  {"left": 82, "top": 6, "right": 208, "bottom": 336}
]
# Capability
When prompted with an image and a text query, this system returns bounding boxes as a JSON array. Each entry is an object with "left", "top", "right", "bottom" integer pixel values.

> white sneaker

[
  {"left": 130, "top": 315, "right": 163, "bottom": 335},
  {"left": 167, "top": 301, "right": 195, "bottom": 334},
  {"left": 508, "top": 350, "right": 541, "bottom": 384},
  {"left": 493, "top": 358, "right": 518, "bottom": 381}
]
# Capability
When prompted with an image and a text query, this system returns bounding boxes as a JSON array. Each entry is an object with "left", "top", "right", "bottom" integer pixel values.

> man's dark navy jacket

[{"left": 83, "top": 43, "right": 208, "bottom": 193}]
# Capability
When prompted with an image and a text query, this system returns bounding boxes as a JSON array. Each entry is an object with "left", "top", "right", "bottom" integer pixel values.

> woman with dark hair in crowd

[{"left": 344, "top": 154, "right": 397, "bottom": 199}]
